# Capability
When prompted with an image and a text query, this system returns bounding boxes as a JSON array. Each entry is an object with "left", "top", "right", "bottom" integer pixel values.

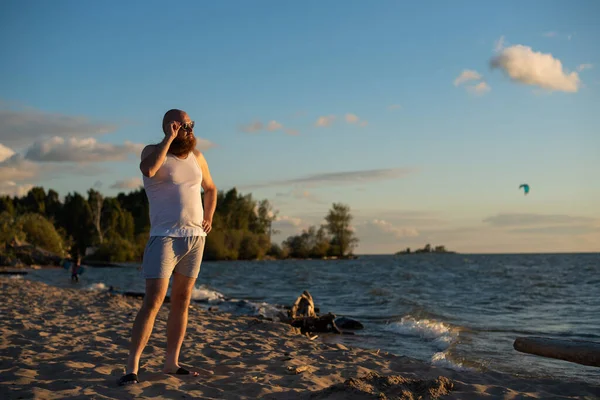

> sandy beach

[{"left": 1, "top": 277, "right": 598, "bottom": 399}]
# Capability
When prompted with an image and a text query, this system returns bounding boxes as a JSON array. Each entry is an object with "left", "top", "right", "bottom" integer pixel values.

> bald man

[{"left": 119, "top": 109, "right": 217, "bottom": 385}]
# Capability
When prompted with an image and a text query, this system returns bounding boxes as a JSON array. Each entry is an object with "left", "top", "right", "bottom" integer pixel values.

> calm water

[{"left": 19, "top": 253, "right": 600, "bottom": 385}]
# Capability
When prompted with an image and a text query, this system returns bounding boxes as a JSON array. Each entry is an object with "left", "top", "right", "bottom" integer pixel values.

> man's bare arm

[
  {"left": 139, "top": 138, "right": 172, "bottom": 178},
  {"left": 194, "top": 149, "right": 217, "bottom": 233},
  {"left": 140, "top": 122, "right": 180, "bottom": 178}
]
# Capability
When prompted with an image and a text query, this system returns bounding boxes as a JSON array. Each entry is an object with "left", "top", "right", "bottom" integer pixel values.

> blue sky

[{"left": 1, "top": 0, "right": 599, "bottom": 253}]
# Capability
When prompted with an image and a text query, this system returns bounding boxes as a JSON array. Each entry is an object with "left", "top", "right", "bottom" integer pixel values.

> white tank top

[{"left": 143, "top": 152, "right": 206, "bottom": 237}]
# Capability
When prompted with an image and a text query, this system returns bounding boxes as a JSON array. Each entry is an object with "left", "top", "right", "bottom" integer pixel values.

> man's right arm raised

[{"left": 139, "top": 138, "right": 172, "bottom": 178}]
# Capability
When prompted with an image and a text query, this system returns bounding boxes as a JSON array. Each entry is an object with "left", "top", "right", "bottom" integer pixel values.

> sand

[{"left": 1, "top": 277, "right": 598, "bottom": 399}]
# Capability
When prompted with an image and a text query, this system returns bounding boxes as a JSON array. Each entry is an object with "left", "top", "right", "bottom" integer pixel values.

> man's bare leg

[
  {"left": 163, "top": 272, "right": 198, "bottom": 374},
  {"left": 125, "top": 278, "right": 170, "bottom": 376}
]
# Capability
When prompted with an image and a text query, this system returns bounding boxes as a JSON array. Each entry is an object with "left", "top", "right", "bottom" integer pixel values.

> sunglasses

[{"left": 178, "top": 121, "right": 195, "bottom": 131}]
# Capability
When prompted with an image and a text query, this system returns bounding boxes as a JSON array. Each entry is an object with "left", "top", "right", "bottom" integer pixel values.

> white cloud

[
  {"left": 196, "top": 138, "right": 216, "bottom": 151},
  {"left": 0, "top": 143, "right": 15, "bottom": 162},
  {"left": 577, "top": 63, "right": 593, "bottom": 72},
  {"left": 110, "top": 177, "right": 143, "bottom": 190},
  {"left": 494, "top": 35, "right": 506, "bottom": 53},
  {"left": 0, "top": 181, "right": 34, "bottom": 197},
  {"left": 25, "top": 137, "right": 143, "bottom": 163},
  {"left": 454, "top": 70, "right": 490, "bottom": 95},
  {"left": 241, "top": 167, "right": 416, "bottom": 190},
  {"left": 274, "top": 215, "right": 305, "bottom": 227},
  {"left": 0, "top": 154, "right": 40, "bottom": 181},
  {"left": 483, "top": 213, "right": 593, "bottom": 227},
  {"left": 0, "top": 107, "right": 116, "bottom": 149},
  {"left": 345, "top": 113, "right": 359, "bottom": 124},
  {"left": 467, "top": 81, "right": 491, "bottom": 95},
  {"left": 454, "top": 70, "right": 482, "bottom": 86},
  {"left": 315, "top": 115, "right": 336, "bottom": 127},
  {"left": 240, "top": 121, "right": 263, "bottom": 133},
  {"left": 387, "top": 104, "right": 402, "bottom": 110},
  {"left": 275, "top": 189, "right": 322, "bottom": 203},
  {"left": 490, "top": 44, "right": 580, "bottom": 92},
  {"left": 266, "top": 120, "right": 283, "bottom": 131},
  {"left": 345, "top": 113, "right": 368, "bottom": 127},
  {"left": 364, "top": 219, "right": 419, "bottom": 239},
  {"left": 542, "top": 31, "right": 575, "bottom": 41},
  {"left": 240, "top": 119, "right": 297, "bottom": 135}
]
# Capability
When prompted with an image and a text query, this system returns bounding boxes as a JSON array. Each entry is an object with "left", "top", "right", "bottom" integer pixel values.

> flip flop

[
  {"left": 118, "top": 373, "right": 139, "bottom": 386},
  {"left": 168, "top": 367, "right": 199, "bottom": 376}
]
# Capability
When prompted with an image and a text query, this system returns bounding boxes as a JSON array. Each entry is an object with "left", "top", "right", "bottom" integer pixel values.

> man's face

[
  {"left": 169, "top": 112, "right": 197, "bottom": 156},
  {"left": 176, "top": 113, "right": 195, "bottom": 139}
]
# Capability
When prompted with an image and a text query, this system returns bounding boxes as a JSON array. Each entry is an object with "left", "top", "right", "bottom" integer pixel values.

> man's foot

[
  {"left": 118, "top": 373, "right": 139, "bottom": 386},
  {"left": 164, "top": 366, "right": 200, "bottom": 376}
]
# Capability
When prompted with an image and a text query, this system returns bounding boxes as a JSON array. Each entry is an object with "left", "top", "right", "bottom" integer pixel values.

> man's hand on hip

[{"left": 202, "top": 219, "right": 212, "bottom": 234}]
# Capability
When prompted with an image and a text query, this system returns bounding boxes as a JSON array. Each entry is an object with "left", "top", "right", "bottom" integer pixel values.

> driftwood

[
  {"left": 290, "top": 313, "right": 341, "bottom": 334},
  {"left": 290, "top": 290, "right": 317, "bottom": 318},
  {"left": 287, "top": 290, "right": 342, "bottom": 334},
  {"left": 514, "top": 336, "right": 600, "bottom": 367}
]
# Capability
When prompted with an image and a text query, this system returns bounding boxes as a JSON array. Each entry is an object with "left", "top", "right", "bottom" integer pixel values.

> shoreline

[{"left": 1, "top": 278, "right": 599, "bottom": 399}]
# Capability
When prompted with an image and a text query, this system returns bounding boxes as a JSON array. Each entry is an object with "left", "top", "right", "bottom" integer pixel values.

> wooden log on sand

[
  {"left": 514, "top": 336, "right": 600, "bottom": 367},
  {"left": 290, "top": 313, "right": 341, "bottom": 334}
]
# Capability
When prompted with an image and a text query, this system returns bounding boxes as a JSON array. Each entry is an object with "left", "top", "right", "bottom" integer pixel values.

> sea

[{"left": 14, "top": 253, "right": 600, "bottom": 385}]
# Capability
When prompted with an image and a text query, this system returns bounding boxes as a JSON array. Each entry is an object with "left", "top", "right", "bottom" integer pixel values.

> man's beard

[{"left": 169, "top": 133, "right": 197, "bottom": 157}]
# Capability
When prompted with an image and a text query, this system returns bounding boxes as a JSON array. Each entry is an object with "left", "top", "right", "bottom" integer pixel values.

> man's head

[{"left": 162, "top": 109, "right": 197, "bottom": 157}]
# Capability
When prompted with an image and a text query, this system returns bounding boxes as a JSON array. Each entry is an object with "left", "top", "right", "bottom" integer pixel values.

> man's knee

[
  {"left": 142, "top": 279, "right": 169, "bottom": 312},
  {"left": 143, "top": 293, "right": 165, "bottom": 313},
  {"left": 170, "top": 288, "right": 193, "bottom": 308},
  {"left": 170, "top": 273, "right": 196, "bottom": 308}
]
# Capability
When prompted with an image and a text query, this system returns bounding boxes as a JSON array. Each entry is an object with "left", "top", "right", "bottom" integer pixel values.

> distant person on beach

[
  {"left": 119, "top": 109, "right": 217, "bottom": 386},
  {"left": 70, "top": 256, "right": 81, "bottom": 283}
]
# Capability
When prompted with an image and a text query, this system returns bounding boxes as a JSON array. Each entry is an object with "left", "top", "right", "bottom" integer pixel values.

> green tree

[
  {"left": 88, "top": 189, "right": 104, "bottom": 244},
  {"left": 204, "top": 230, "right": 228, "bottom": 260},
  {"left": 93, "top": 235, "right": 138, "bottom": 262},
  {"left": 239, "top": 232, "right": 261, "bottom": 260},
  {"left": 62, "top": 192, "right": 94, "bottom": 256},
  {"left": 101, "top": 198, "right": 135, "bottom": 242},
  {"left": 310, "top": 225, "right": 331, "bottom": 258},
  {"left": 117, "top": 188, "right": 150, "bottom": 235},
  {"left": 283, "top": 230, "right": 312, "bottom": 258},
  {"left": 0, "top": 196, "right": 15, "bottom": 216},
  {"left": 45, "top": 189, "right": 62, "bottom": 223},
  {"left": 16, "top": 213, "right": 68, "bottom": 256},
  {"left": 0, "top": 211, "right": 25, "bottom": 248},
  {"left": 267, "top": 243, "right": 287, "bottom": 259},
  {"left": 325, "top": 203, "right": 358, "bottom": 257},
  {"left": 20, "top": 187, "right": 47, "bottom": 214}
]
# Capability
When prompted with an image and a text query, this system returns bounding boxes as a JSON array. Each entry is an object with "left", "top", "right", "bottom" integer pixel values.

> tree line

[{"left": 0, "top": 186, "right": 359, "bottom": 263}]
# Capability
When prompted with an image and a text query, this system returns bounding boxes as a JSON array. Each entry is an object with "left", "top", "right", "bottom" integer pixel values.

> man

[{"left": 119, "top": 109, "right": 217, "bottom": 386}]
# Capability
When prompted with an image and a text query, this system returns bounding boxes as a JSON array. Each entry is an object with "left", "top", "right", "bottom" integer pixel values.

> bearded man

[{"left": 119, "top": 109, "right": 217, "bottom": 385}]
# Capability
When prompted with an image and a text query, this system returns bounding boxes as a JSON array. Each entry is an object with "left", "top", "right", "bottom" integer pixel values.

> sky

[{"left": 0, "top": 0, "right": 599, "bottom": 254}]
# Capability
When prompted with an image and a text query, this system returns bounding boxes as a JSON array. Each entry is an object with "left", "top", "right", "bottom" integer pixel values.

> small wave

[
  {"left": 385, "top": 316, "right": 459, "bottom": 350},
  {"left": 8, "top": 275, "right": 24, "bottom": 280},
  {"left": 85, "top": 282, "right": 108, "bottom": 291},
  {"left": 431, "top": 352, "right": 471, "bottom": 372},
  {"left": 191, "top": 284, "right": 225, "bottom": 303}
]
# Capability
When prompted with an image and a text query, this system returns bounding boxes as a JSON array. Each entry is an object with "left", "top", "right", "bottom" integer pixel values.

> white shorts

[{"left": 141, "top": 236, "right": 205, "bottom": 279}]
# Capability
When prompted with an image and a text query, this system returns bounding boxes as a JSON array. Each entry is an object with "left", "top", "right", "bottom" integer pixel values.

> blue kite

[{"left": 519, "top": 184, "right": 530, "bottom": 195}]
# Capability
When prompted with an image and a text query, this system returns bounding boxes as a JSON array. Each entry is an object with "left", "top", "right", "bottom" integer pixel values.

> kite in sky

[{"left": 519, "top": 184, "right": 530, "bottom": 195}]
